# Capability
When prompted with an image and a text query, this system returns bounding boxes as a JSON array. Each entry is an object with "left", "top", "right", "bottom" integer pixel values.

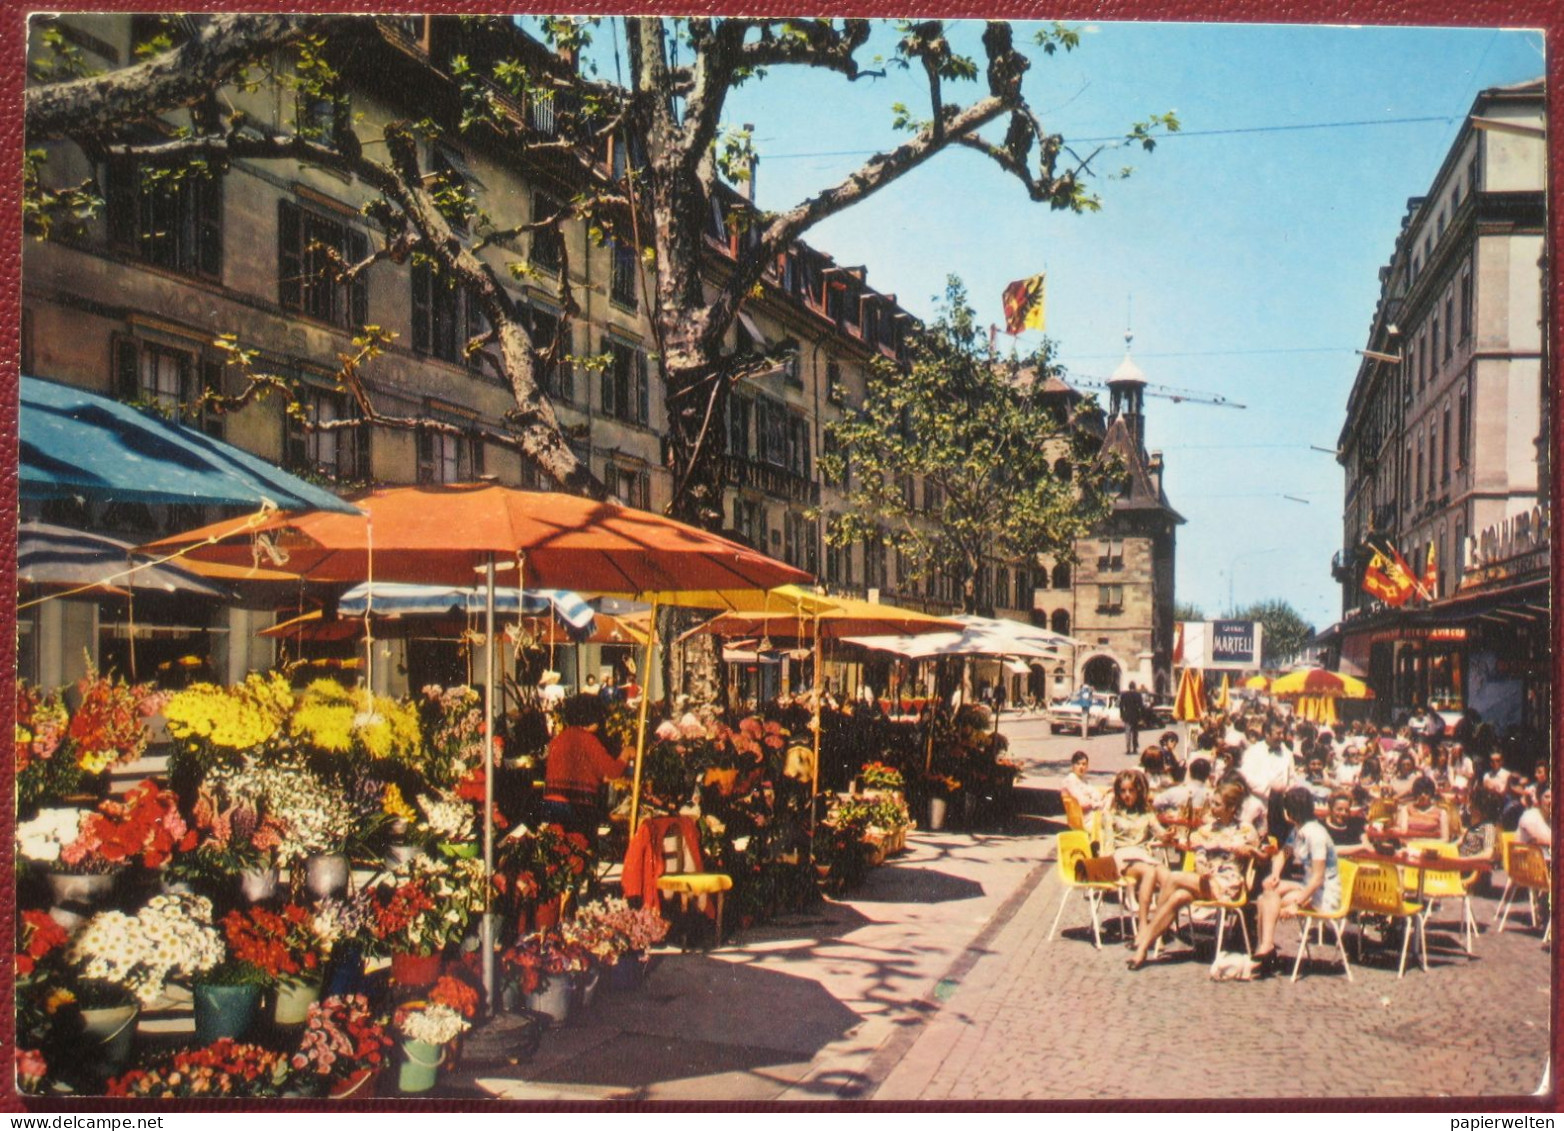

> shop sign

[
  {"left": 1463, "top": 506, "right": 1550, "bottom": 574},
  {"left": 1210, "top": 620, "right": 1260, "bottom": 666},
  {"left": 1368, "top": 625, "right": 1468, "bottom": 644}
]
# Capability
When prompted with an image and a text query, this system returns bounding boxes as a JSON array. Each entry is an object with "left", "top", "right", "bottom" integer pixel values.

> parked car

[{"left": 1048, "top": 691, "right": 1124, "bottom": 735}]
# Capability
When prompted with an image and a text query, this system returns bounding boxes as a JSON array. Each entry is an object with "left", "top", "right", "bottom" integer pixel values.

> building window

[
  {"left": 529, "top": 192, "right": 563, "bottom": 274},
  {"left": 787, "top": 414, "right": 810, "bottom": 479},
  {"left": 1097, "top": 584, "right": 1124, "bottom": 613},
  {"left": 783, "top": 512, "right": 817, "bottom": 573},
  {"left": 1099, "top": 539, "right": 1124, "bottom": 570},
  {"left": 411, "top": 258, "right": 480, "bottom": 367},
  {"left": 825, "top": 541, "right": 853, "bottom": 588},
  {"left": 296, "top": 82, "right": 351, "bottom": 148},
  {"left": 1404, "top": 443, "right": 1414, "bottom": 507},
  {"left": 826, "top": 361, "right": 845, "bottom": 406},
  {"left": 1443, "top": 297, "right": 1455, "bottom": 360},
  {"left": 112, "top": 337, "right": 223, "bottom": 436},
  {"left": 528, "top": 307, "right": 573, "bottom": 404},
  {"left": 417, "top": 426, "right": 482, "bottom": 484},
  {"left": 1417, "top": 332, "right": 1427, "bottom": 391},
  {"left": 1051, "top": 610, "right": 1070, "bottom": 636},
  {"left": 1429, "top": 319, "right": 1440, "bottom": 377},
  {"left": 1428, "top": 423, "right": 1438, "bottom": 497},
  {"left": 1052, "top": 562, "right": 1071, "bottom": 589},
  {"left": 286, "top": 385, "right": 367, "bottom": 482},
  {"left": 278, "top": 200, "right": 368, "bottom": 328},
  {"left": 728, "top": 396, "right": 752, "bottom": 459},
  {"left": 864, "top": 535, "right": 887, "bottom": 591},
  {"left": 1053, "top": 458, "right": 1073, "bottom": 483},
  {"left": 756, "top": 398, "right": 788, "bottom": 468},
  {"left": 600, "top": 340, "right": 649, "bottom": 425},
  {"left": 609, "top": 238, "right": 638, "bottom": 309},
  {"left": 1415, "top": 437, "right": 1424, "bottom": 502},
  {"left": 604, "top": 465, "right": 649, "bottom": 510},
  {"left": 106, "top": 159, "right": 222, "bottom": 279},
  {"left": 733, "top": 498, "right": 766, "bottom": 550},
  {"left": 995, "top": 567, "right": 1011, "bottom": 609}
]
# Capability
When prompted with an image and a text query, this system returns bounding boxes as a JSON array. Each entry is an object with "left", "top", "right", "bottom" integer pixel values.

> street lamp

[{"left": 1226, "top": 546, "right": 1282, "bottom": 616}]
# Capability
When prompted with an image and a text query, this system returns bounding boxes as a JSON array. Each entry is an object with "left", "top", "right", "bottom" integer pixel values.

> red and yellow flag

[
  {"left": 1001, "top": 274, "right": 1046, "bottom": 335},
  {"left": 1362, "top": 545, "right": 1417, "bottom": 607},
  {"left": 1423, "top": 542, "right": 1438, "bottom": 600}
]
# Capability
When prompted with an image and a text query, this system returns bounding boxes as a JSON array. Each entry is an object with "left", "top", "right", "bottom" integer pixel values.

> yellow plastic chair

[
  {"left": 1366, "top": 798, "right": 1399, "bottom": 826},
  {"left": 1405, "top": 839, "right": 1481, "bottom": 955},
  {"left": 1491, "top": 831, "right": 1521, "bottom": 924},
  {"left": 1495, "top": 843, "right": 1551, "bottom": 937},
  {"left": 1061, "top": 792, "right": 1086, "bottom": 832},
  {"left": 1349, "top": 859, "right": 1426, "bottom": 977},
  {"left": 1170, "top": 851, "right": 1253, "bottom": 972},
  {"left": 1291, "top": 859, "right": 1358, "bottom": 982},
  {"left": 1046, "top": 830, "right": 1128, "bottom": 949}
]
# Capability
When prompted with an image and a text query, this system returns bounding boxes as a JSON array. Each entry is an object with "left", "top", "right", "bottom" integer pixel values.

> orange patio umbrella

[{"left": 146, "top": 483, "right": 810, "bottom": 1006}]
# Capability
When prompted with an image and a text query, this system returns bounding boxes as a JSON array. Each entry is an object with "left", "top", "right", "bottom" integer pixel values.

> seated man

[{"left": 1061, "top": 751, "right": 1107, "bottom": 816}]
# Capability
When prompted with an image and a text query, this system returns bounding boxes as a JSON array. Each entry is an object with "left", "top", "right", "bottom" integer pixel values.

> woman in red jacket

[{"left": 543, "top": 694, "right": 631, "bottom": 836}]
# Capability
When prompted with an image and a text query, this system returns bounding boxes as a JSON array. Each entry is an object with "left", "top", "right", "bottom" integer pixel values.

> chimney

[{"left": 1148, "top": 450, "right": 1164, "bottom": 496}]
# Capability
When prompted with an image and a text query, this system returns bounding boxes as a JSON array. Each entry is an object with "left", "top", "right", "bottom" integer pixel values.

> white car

[{"left": 1048, "top": 692, "right": 1125, "bottom": 735}]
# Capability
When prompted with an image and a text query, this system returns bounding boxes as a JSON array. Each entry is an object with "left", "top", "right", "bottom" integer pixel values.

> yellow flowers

[
  {"left": 383, "top": 783, "right": 416, "bottom": 822},
  {"left": 356, "top": 696, "right": 423, "bottom": 764},
  {"left": 289, "top": 680, "right": 356, "bottom": 753},
  {"left": 164, "top": 674, "right": 292, "bottom": 752}
]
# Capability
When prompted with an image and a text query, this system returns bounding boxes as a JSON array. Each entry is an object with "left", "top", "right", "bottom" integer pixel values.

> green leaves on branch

[
  {"left": 819, "top": 276, "right": 1118, "bottom": 614},
  {"left": 1033, "top": 23, "right": 1081, "bottom": 55}
]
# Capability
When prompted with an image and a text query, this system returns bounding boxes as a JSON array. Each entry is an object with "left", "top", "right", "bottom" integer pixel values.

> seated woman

[
  {"left": 1388, "top": 753, "right": 1422, "bottom": 800},
  {"left": 1253, "top": 786, "right": 1343, "bottom": 972},
  {"left": 1457, "top": 787, "right": 1503, "bottom": 864},
  {"left": 1061, "top": 750, "right": 1107, "bottom": 816},
  {"left": 1352, "top": 755, "right": 1386, "bottom": 808},
  {"left": 1128, "top": 780, "right": 1259, "bottom": 970},
  {"left": 1101, "top": 769, "right": 1170, "bottom": 942},
  {"left": 1394, "top": 776, "right": 1451, "bottom": 841},
  {"left": 1322, "top": 791, "right": 1366, "bottom": 848},
  {"left": 1139, "top": 746, "right": 1172, "bottom": 791}
]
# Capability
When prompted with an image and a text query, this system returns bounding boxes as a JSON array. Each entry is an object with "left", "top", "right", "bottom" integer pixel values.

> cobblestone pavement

[
  {"left": 872, "top": 840, "right": 1554, "bottom": 1103},
  {"left": 462, "top": 717, "right": 1553, "bottom": 1104}
]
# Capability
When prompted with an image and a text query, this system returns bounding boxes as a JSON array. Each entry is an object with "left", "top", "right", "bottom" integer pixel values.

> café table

[{"left": 1342, "top": 844, "right": 1493, "bottom": 957}]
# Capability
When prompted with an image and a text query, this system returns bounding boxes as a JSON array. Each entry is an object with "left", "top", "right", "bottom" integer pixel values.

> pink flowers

[{"left": 60, "top": 781, "right": 195, "bottom": 870}]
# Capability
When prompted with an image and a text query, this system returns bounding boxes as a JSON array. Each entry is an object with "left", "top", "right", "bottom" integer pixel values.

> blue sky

[{"left": 714, "top": 20, "right": 1544, "bottom": 631}]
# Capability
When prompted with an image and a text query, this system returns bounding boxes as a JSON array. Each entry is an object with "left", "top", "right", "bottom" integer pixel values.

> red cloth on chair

[{"left": 622, "top": 815, "right": 704, "bottom": 915}]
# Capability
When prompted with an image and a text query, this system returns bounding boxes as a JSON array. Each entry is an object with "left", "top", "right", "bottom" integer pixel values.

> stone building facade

[{"left": 1333, "top": 78, "right": 1547, "bottom": 734}]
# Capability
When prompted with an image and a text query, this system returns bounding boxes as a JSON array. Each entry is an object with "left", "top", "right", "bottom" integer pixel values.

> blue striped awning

[
  {"left": 336, "top": 582, "right": 596, "bottom": 629},
  {"left": 20, "top": 376, "right": 361, "bottom": 514}
]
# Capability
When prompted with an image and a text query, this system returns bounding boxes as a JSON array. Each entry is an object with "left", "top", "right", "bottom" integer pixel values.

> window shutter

[
  {"left": 104, "top": 158, "right": 136, "bottom": 248},
  {"left": 411, "top": 261, "right": 431, "bottom": 353},
  {"left": 635, "top": 351, "right": 649, "bottom": 424},
  {"left": 196, "top": 174, "right": 223, "bottom": 278},
  {"left": 348, "top": 228, "right": 369, "bottom": 327},
  {"left": 113, "top": 338, "right": 140, "bottom": 400},
  {"left": 200, "top": 358, "right": 224, "bottom": 437},
  {"left": 600, "top": 349, "right": 616, "bottom": 418},
  {"left": 278, "top": 200, "right": 302, "bottom": 310}
]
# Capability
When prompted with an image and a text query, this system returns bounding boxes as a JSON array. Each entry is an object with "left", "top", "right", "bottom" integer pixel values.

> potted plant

[
  {"left": 498, "top": 930, "right": 582, "bottom": 1023},
  {"left": 108, "top": 1039, "right": 288, "bottom": 1098},
  {"left": 190, "top": 958, "right": 270, "bottom": 1045},
  {"left": 575, "top": 897, "right": 669, "bottom": 991},
  {"left": 392, "top": 976, "right": 476, "bottom": 1094},
  {"left": 65, "top": 894, "right": 225, "bottom": 1071},
  {"left": 286, "top": 993, "right": 394, "bottom": 1098},
  {"left": 858, "top": 760, "right": 905, "bottom": 797},
  {"left": 221, "top": 902, "right": 327, "bottom": 1025},
  {"left": 494, "top": 822, "right": 593, "bottom": 932},
  {"left": 363, "top": 855, "right": 487, "bottom": 987},
  {"left": 171, "top": 786, "right": 288, "bottom": 903}
]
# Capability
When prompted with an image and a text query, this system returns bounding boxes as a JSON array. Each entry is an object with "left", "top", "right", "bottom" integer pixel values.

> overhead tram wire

[{"left": 760, "top": 114, "right": 1456, "bottom": 162}]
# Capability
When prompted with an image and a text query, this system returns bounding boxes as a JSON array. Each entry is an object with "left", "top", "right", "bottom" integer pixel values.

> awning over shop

[
  {"left": 336, "top": 582, "right": 596, "bottom": 628},
  {"left": 20, "top": 375, "right": 361, "bottom": 514}
]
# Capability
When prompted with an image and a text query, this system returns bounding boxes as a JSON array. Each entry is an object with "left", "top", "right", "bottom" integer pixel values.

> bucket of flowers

[
  {"left": 221, "top": 902, "right": 326, "bottom": 1025},
  {"left": 169, "top": 784, "right": 287, "bottom": 904},
  {"left": 587, "top": 898, "right": 670, "bottom": 991},
  {"left": 363, "top": 854, "right": 487, "bottom": 988},
  {"left": 498, "top": 929, "right": 588, "bottom": 1022},
  {"left": 286, "top": 993, "right": 394, "bottom": 1098},
  {"left": 65, "top": 893, "right": 226, "bottom": 1074},
  {"left": 494, "top": 822, "right": 592, "bottom": 933},
  {"left": 15, "top": 909, "right": 74, "bottom": 1094},
  {"left": 392, "top": 974, "right": 477, "bottom": 1094},
  {"left": 107, "top": 1039, "right": 288, "bottom": 1098}
]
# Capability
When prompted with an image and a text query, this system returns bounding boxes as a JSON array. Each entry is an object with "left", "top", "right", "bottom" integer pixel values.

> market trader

[{"left": 543, "top": 694, "right": 631, "bottom": 837}]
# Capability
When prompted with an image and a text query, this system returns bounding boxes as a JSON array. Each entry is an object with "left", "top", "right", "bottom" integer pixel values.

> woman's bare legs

[
  {"left": 1126, "top": 863, "right": 1159, "bottom": 936},
  {"left": 1131, "top": 871, "right": 1205, "bottom": 965},
  {"left": 1255, "top": 880, "right": 1303, "bottom": 956}
]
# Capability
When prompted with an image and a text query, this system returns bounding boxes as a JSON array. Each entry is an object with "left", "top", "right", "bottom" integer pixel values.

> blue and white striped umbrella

[{"left": 335, "top": 582, "right": 595, "bottom": 630}]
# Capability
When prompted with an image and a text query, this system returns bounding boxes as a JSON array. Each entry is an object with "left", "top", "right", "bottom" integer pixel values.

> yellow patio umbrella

[
  {"left": 1269, "top": 668, "right": 1374, "bottom": 699},
  {"left": 1217, "top": 672, "right": 1231, "bottom": 713},
  {"left": 1243, "top": 674, "right": 1271, "bottom": 691},
  {"left": 1173, "top": 667, "right": 1206, "bottom": 723}
]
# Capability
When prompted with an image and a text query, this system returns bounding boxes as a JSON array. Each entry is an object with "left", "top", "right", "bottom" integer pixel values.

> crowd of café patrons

[{"left": 1060, "top": 703, "right": 1552, "bottom": 976}]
